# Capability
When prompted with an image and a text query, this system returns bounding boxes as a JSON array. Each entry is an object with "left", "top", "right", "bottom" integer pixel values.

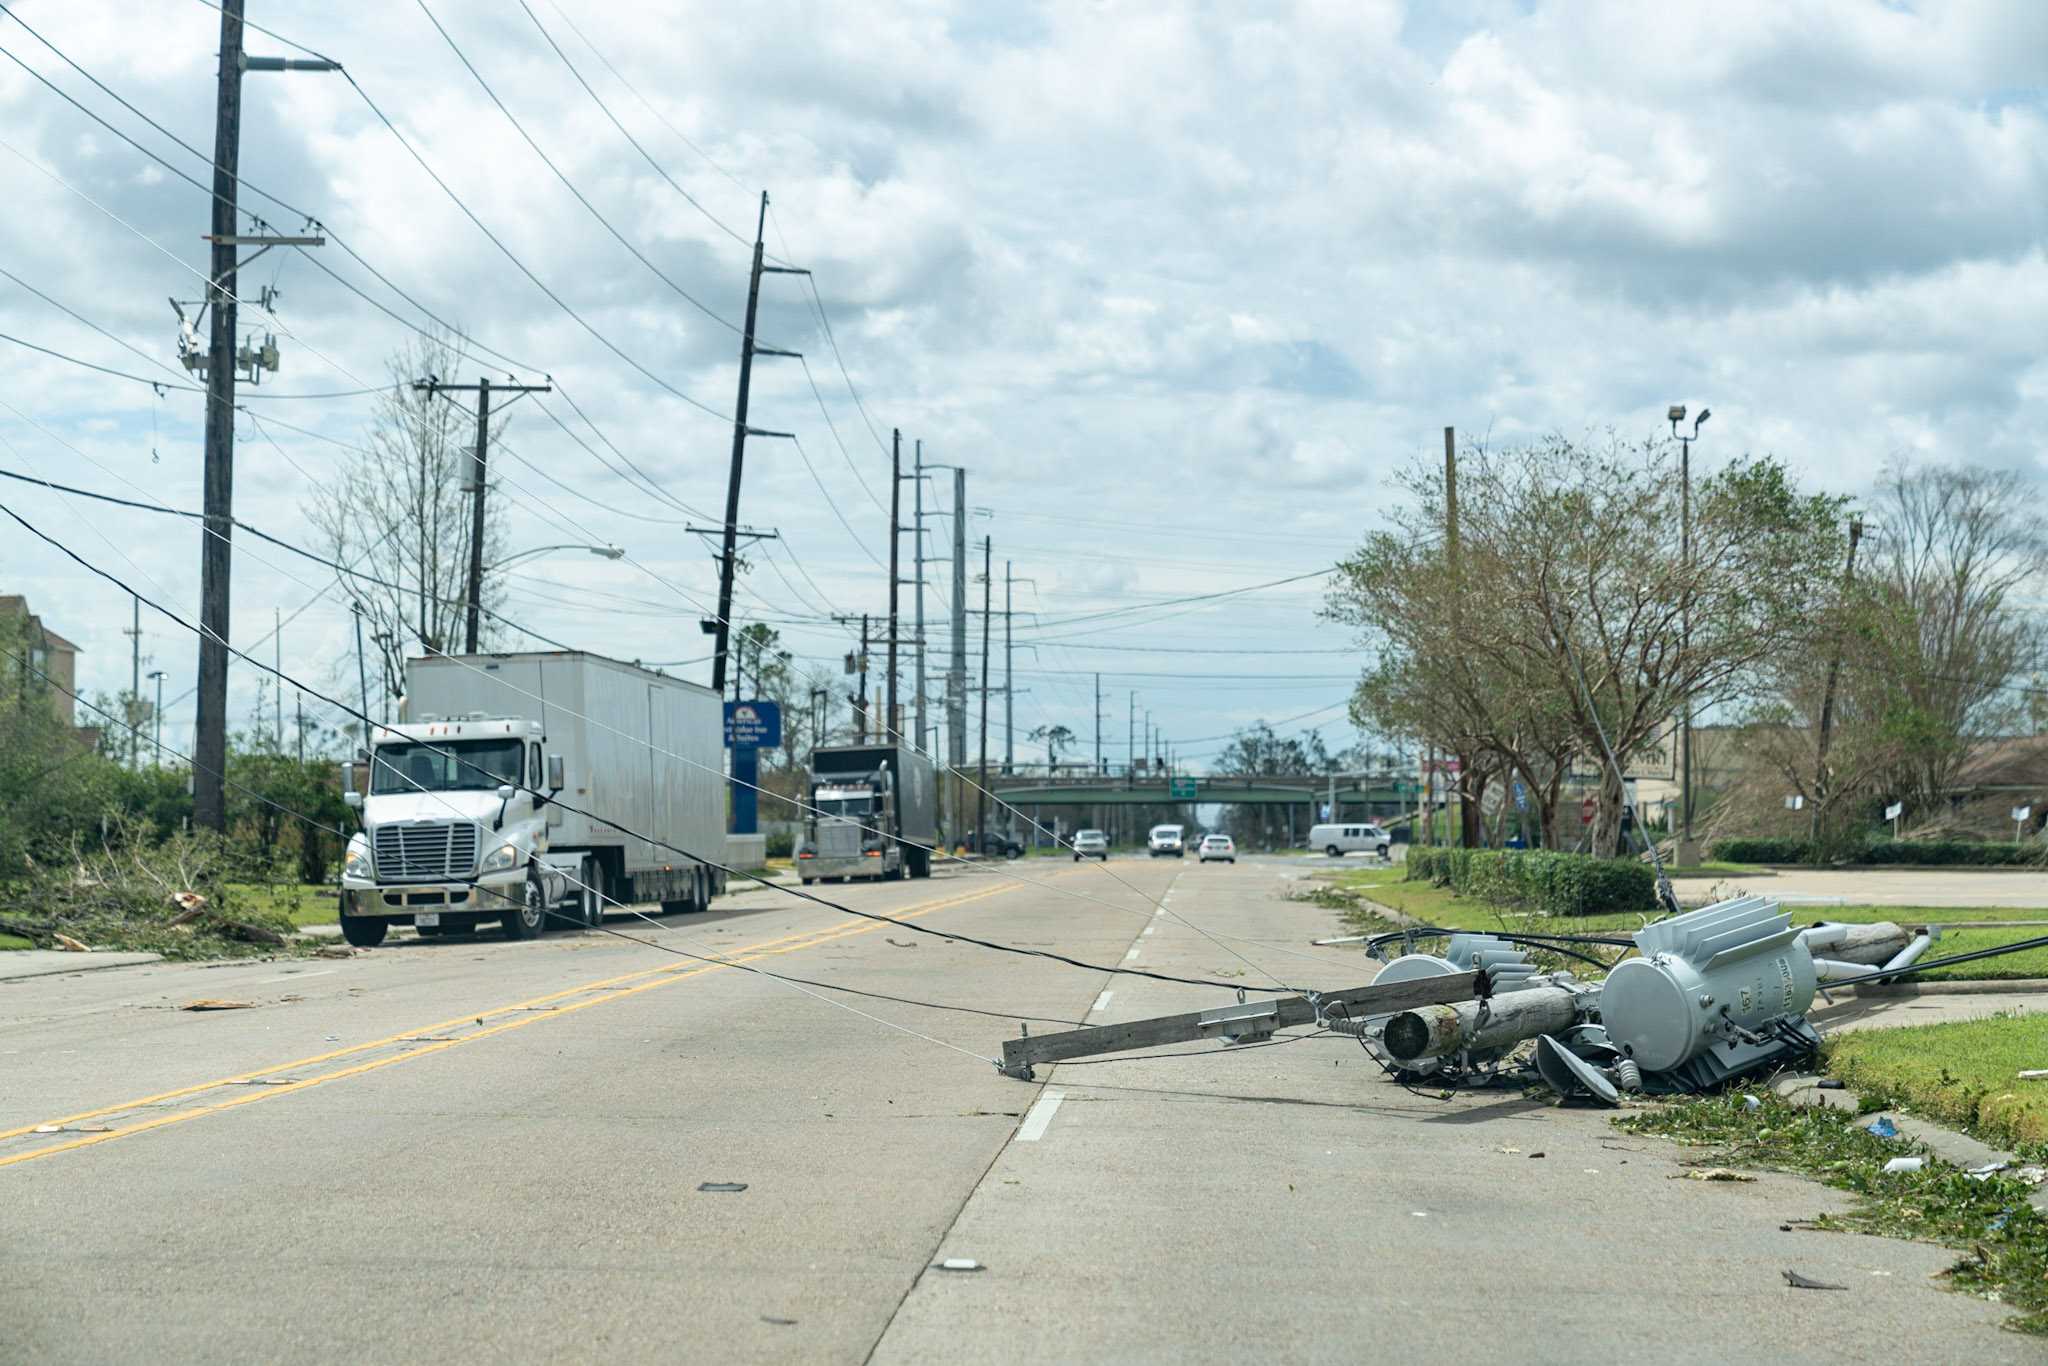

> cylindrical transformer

[{"left": 1603, "top": 897, "right": 1817, "bottom": 1072}]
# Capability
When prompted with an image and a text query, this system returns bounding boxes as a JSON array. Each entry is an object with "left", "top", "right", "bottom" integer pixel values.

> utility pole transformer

[
  {"left": 191, "top": 0, "right": 336, "bottom": 828},
  {"left": 711, "top": 190, "right": 803, "bottom": 696},
  {"left": 414, "top": 376, "right": 551, "bottom": 653}
]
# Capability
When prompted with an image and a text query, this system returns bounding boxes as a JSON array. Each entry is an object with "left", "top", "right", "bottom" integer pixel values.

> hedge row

[
  {"left": 1404, "top": 846, "right": 1657, "bottom": 917},
  {"left": 1710, "top": 838, "right": 2044, "bottom": 867}
]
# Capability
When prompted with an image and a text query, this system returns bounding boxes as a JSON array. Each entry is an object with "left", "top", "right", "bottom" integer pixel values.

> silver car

[{"left": 1072, "top": 829, "right": 1109, "bottom": 861}]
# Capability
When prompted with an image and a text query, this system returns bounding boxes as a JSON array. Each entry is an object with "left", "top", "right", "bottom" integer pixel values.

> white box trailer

[{"left": 404, "top": 651, "right": 727, "bottom": 913}]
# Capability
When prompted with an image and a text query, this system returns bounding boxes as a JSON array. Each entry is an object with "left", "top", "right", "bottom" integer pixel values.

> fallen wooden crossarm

[{"left": 996, "top": 970, "right": 1486, "bottom": 1079}]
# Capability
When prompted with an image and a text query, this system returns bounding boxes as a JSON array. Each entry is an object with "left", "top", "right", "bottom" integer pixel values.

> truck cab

[
  {"left": 338, "top": 715, "right": 573, "bottom": 946},
  {"left": 798, "top": 766, "right": 901, "bottom": 883}
]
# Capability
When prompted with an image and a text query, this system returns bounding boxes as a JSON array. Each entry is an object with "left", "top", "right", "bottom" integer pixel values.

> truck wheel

[
  {"left": 580, "top": 874, "right": 602, "bottom": 928},
  {"left": 503, "top": 871, "right": 546, "bottom": 940},
  {"left": 339, "top": 913, "right": 387, "bottom": 948},
  {"left": 1325, "top": 844, "right": 1342, "bottom": 858}
]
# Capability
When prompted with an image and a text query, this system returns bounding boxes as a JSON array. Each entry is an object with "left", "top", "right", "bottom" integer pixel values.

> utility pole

[
  {"left": 1670, "top": 405, "right": 1710, "bottom": 864},
  {"left": 912, "top": 440, "right": 927, "bottom": 755},
  {"left": 351, "top": 601, "right": 369, "bottom": 739},
  {"left": 1446, "top": 424, "right": 1478, "bottom": 850},
  {"left": 190, "top": 1, "right": 336, "bottom": 829},
  {"left": 1095, "top": 672, "right": 1102, "bottom": 775},
  {"left": 414, "top": 376, "right": 551, "bottom": 652},
  {"left": 1003, "top": 560, "right": 1014, "bottom": 773},
  {"left": 947, "top": 468, "right": 968, "bottom": 840},
  {"left": 148, "top": 669, "right": 166, "bottom": 769},
  {"left": 887, "top": 428, "right": 902, "bottom": 738},
  {"left": 125, "top": 596, "right": 141, "bottom": 770},
  {"left": 835, "top": 613, "right": 872, "bottom": 741},
  {"left": 1127, "top": 691, "right": 1136, "bottom": 785},
  {"left": 273, "top": 606, "right": 283, "bottom": 749},
  {"left": 1810, "top": 516, "right": 1865, "bottom": 844},
  {"left": 976, "top": 536, "right": 992, "bottom": 847},
  {"left": 710, "top": 190, "right": 803, "bottom": 695}
]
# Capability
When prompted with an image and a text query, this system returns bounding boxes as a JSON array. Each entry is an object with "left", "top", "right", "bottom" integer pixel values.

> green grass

[
  {"left": 1663, "top": 861, "right": 1771, "bottom": 878},
  {"left": 226, "top": 882, "right": 338, "bottom": 929},
  {"left": 1623, "top": 1092, "right": 2048, "bottom": 1335},
  {"left": 1827, "top": 1012, "right": 2048, "bottom": 1151},
  {"left": 1326, "top": 866, "right": 2048, "bottom": 980},
  {"left": 0, "top": 931, "right": 30, "bottom": 951}
]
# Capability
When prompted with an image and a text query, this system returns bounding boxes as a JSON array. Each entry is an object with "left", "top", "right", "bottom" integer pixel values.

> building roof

[{"left": 0, "top": 595, "right": 82, "bottom": 653}]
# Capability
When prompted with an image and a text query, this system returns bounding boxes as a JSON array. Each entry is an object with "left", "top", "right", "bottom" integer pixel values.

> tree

[
  {"left": 305, "top": 330, "right": 507, "bottom": 676},
  {"left": 1212, "top": 722, "right": 1329, "bottom": 849},
  {"left": 1853, "top": 464, "right": 2047, "bottom": 815},
  {"left": 1027, "top": 723, "right": 1076, "bottom": 773},
  {"left": 1333, "top": 435, "right": 1846, "bottom": 855}
]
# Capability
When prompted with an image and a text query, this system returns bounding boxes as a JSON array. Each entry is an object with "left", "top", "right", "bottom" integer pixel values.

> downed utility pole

[{"left": 995, "top": 971, "right": 1486, "bottom": 1080}]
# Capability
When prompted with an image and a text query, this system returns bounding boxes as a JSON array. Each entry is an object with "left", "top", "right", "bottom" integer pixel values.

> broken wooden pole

[{"left": 1382, "top": 985, "right": 1582, "bottom": 1064}]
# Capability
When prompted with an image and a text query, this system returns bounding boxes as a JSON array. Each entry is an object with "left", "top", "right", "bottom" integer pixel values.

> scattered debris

[
  {"left": 1864, "top": 1116, "right": 1899, "bottom": 1139},
  {"left": 935, "top": 1258, "right": 984, "bottom": 1272},
  {"left": 1741, "top": 1094, "right": 1762, "bottom": 1111},
  {"left": 1882, "top": 1156, "right": 1926, "bottom": 1174},
  {"left": 181, "top": 998, "right": 256, "bottom": 1011},
  {"left": 1496, "top": 1145, "right": 1521, "bottom": 1154},
  {"left": 759, "top": 1316, "right": 798, "bottom": 1326},
  {"left": 53, "top": 933, "right": 88, "bottom": 952},
  {"left": 1782, "top": 1270, "right": 1847, "bottom": 1291},
  {"left": 1676, "top": 1168, "right": 1757, "bottom": 1183},
  {"left": 315, "top": 946, "right": 356, "bottom": 959},
  {"left": 1528, "top": 1151, "right": 1546, "bottom": 1159},
  {"left": 2018, "top": 1070, "right": 2048, "bottom": 1081},
  {"left": 885, "top": 938, "right": 918, "bottom": 948},
  {"left": 1817, "top": 1079, "right": 1845, "bottom": 1090},
  {"left": 697, "top": 1182, "right": 748, "bottom": 1193}
]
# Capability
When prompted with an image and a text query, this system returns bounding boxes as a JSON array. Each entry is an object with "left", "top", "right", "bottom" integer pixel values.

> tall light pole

[{"left": 1668, "top": 403, "right": 1710, "bottom": 866}]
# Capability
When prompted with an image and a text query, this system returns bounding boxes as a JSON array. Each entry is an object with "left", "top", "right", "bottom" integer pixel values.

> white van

[
  {"left": 1148, "top": 824, "right": 1186, "bottom": 858},
  {"left": 1310, "top": 822, "right": 1391, "bottom": 860}
]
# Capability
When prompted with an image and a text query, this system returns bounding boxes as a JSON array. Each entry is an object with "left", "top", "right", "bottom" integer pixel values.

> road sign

[
  {"left": 724, "top": 700, "right": 782, "bottom": 748},
  {"left": 1884, "top": 801, "right": 1903, "bottom": 821},
  {"left": 1169, "top": 777, "right": 1197, "bottom": 800},
  {"left": 1512, "top": 781, "right": 1527, "bottom": 810}
]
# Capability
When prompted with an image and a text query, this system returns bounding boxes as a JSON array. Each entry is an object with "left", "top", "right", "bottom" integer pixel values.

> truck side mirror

[
  {"left": 547, "top": 754, "right": 565, "bottom": 792},
  {"left": 344, "top": 790, "right": 363, "bottom": 810},
  {"left": 340, "top": 760, "right": 356, "bottom": 792}
]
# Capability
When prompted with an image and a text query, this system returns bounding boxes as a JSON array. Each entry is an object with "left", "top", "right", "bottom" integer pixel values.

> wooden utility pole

[
  {"left": 1810, "top": 516, "right": 1865, "bottom": 843},
  {"left": 886, "top": 427, "right": 901, "bottom": 734},
  {"left": 976, "top": 536, "right": 992, "bottom": 847},
  {"left": 414, "top": 376, "right": 551, "bottom": 652},
  {"left": 125, "top": 596, "right": 141, "bottom": 770},
  {"left": 711, "top": 191, "right": 803, "bottom": 695},
  {"left": 1444, "top": 426, "right": 1479, "bottom": 848},
  {"left": 191, "top": 1, "right": 336, "bottom": 828}
]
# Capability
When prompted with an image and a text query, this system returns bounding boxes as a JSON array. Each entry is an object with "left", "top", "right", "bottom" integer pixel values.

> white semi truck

[{"left": 338, "top": 651, "right": 725, "bottom": 947}]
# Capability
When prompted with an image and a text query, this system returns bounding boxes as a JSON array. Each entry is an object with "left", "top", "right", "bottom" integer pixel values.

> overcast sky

[{"left": 1, "top": 0, "right": 2042, "bottom": 772}]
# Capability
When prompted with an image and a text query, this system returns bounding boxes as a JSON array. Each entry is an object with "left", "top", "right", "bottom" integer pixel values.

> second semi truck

[{"left": 796, "top": 742, "right": 938, "bottom": 883}]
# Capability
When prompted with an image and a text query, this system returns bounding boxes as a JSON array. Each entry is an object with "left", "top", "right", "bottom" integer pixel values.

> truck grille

[
  {"left": 374, "top": 823, "right": 479, "bottom": 881},
  {"left": 817, "top": 822, "right": 862, "bottom": 859}
]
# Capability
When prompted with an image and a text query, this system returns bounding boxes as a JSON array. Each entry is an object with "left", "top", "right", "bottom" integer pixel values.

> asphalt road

[{"left": 0, "top": 855, "right": 2028, "bottom": 1362}]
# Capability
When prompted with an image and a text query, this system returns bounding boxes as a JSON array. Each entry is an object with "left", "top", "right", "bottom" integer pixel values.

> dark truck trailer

[{"left": 797, "top": 743, "right": 938, "bottom": 883}]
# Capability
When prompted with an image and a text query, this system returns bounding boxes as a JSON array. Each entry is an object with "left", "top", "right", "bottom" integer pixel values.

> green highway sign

[{"left": 1169, "top": 777, "right": 1198, "bottom": 800}]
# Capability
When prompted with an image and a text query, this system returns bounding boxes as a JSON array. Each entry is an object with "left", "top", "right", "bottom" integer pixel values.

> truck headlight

[
  {"left": 343, "top": 841, "right": 371, "bottom": 880},
  {"left": 482, "top": 841, "right": 521, "bottom": 873}
]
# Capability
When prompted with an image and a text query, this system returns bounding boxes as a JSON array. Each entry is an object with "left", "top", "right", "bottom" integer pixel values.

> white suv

[
  {"left": 1072, "top": 829, "right": 1109, "bottom": 861},
  {"left": 1148, "top": 824, "right": 1186, "bottom": 858}
]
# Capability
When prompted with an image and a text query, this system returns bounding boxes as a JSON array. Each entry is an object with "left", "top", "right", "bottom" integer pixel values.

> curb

[
  {"left": 0, "top": 952, "right": 163, "bottom": 982},
  {"left": 1833, "top": 977, "right": 2048, "bottom": 997},
  {"left": 1770, "top": 1071, "right": 2047, "bottom": 1210}
]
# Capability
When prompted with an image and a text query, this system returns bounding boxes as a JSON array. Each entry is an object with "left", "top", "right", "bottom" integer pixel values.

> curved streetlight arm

[{"left": 488, "top": 543, "right": 624, "bottom": 572}]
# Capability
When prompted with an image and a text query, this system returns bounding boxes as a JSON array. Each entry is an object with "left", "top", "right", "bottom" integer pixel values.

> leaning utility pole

[
  {"left": 190, "top": 0, "right": 336, "bottom": 829},
  {"left": 976, "top": 536, "right": 992, "bottom": 846},
  {"left": 414, "top": 376, "right": 551, "bottom": 652},
  {"left": 710, "top": 191, "right": 803, "bottom": 695},
  {"left": 886, "top": 428, "right": 902, "bottom": 737}
]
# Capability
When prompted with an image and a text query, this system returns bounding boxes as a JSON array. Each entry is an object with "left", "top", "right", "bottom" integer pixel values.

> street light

[
  {"left": 147, "top": 669, "right": 166, "bottom": 769},
  {"left": 489, "top": 543, "right": 625, "bottom": 572},
  {"left": 1669, "top": 403, "right": 1710, "bottom": 866}
]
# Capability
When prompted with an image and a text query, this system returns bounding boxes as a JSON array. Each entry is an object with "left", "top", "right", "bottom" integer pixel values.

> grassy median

[{"left": 1827, "top": 1013, "right": 2048, "bottom": 1151}]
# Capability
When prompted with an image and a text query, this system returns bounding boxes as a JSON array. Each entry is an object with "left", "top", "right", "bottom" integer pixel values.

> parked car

[
  {"left": 1308, "top": 822, "right": 1392, "bottom": 860},
  {"left": 966, "top": 830, "right": 1024, "bottom": 858},
  {"left": 1148, "top": 824, "right": 1186, "bottom": 858},
  {"left": 1198, "top": 834, "right": 1236, "bottom": 864},
  {"left": 1071, "top": 829, "right": 1109, "bottom": 861}
]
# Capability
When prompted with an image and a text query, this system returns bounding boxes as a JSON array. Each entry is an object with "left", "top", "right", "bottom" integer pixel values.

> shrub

[
  {"left": 1708, "top": 837, "right": 2045, "bottom": 867},
  {"left": 763, "top": 828, "right": 795, "bottom": 858},
  {"left": 1401, "top": 845, "right": 1654, "bottom": 916}
]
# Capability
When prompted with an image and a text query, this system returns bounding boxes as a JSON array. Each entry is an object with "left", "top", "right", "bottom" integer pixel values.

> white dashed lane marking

[
  {"left": 1091, "top": 990, "right": 1113, "bottom": 1013},
  {"left": 1015, "top": 1090, "right": 1065, "bottom": 1142}
]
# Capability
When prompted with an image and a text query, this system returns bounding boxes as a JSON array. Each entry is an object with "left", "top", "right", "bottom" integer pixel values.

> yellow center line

[{"left": 0, "top": 880, "right": 1015, "bottom": 1161}]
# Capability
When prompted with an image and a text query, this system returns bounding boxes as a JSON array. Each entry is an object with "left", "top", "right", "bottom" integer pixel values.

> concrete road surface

[{"left": 0, "top": 856, "right": 2027, "bottom": 1362}]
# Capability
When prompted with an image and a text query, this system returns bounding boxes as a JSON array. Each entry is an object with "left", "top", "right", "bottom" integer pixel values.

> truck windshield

[
  {"left": 814, "top": 795, "right": 873, "bottom": 817},
  {"left": 371, "top": 739, "right": 523, "bottom": 795}
]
